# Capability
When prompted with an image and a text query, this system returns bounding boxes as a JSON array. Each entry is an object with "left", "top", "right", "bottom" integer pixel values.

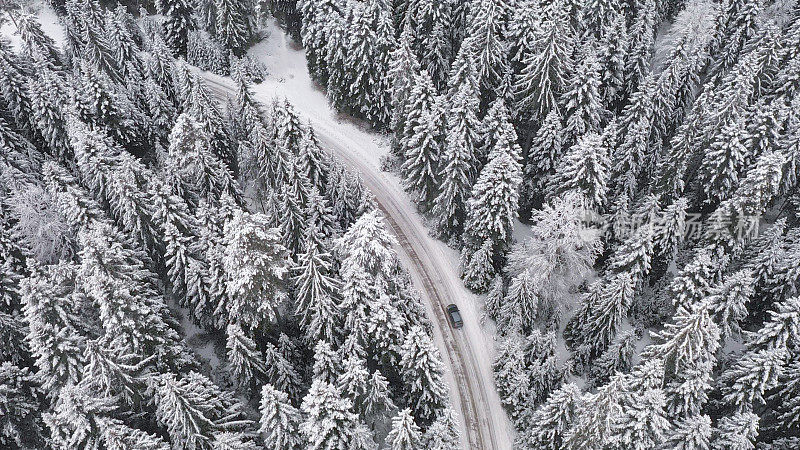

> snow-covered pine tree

[
  {"left": 661, "top": 414, "right": 712, "bottom": 450},
  {"left": 186, "top": 71, "right": 237, "bottom": 173},
  {"left": 78, "top": 223, "right": 194, "bottom": 371},
  {"left": 297, "top": 125, "right": 331, "bottom": 192},
  {"left": 366, "top": 292, "right": 407, "bottom": 369},
  {"left": 521, "top": 108, "right": 564, "bottom": 209},
  {"left": 561, "top": 43, "right": 606, "bottom": 145},
  {"left": 388, "top": 23, "right": 421, "bottom": 159},
  {"left": 215, "top": 0, "right": 254, "bottom": 56},
  {"left": 363, "top": 368, "right": 396, "bottom": 429},
  {"left": 401, "top": 98, "right": 443, "bottom": 210},
  {"left": 698, "top": 118, "right": 749, "bottom": 208},
  {"left": 336, "top": 353, "right": 370, "bottom": 415},
  {"left": 546, "top": 132, "right": 610, "bottom": 210},
  {"left": 466, "top": 0, "right": 510, "bottom": 99},
  {"left": 710, "top": 411, "right": 759, "bottom": 450},
  {"left": 399, "top": 68, "right": 439, "bottom": 192},
  {"left": 583, "top": 272, "right": 636, "bottom": 355},
  {"left": 386, "top": 408, "right": 423, "bottom": 450},
  {"left": 259, "top": 384, "right": 304, "bottom": 449},
  {"left": 16, "top": 12, "right": 62, "bottom": 66},
  {"left": 624, "top": 0, "right": 656, "bottom": 97},
  {"left": 225, "top": 322, "right": 267, "bottom": 391},
  {"left": 301, "top": 379, "right": 360, "bottom": 450},
  {"left": 424, "top": 407, "right": 460, "bottom": 450},
  {"left": 166, "top": 113, "right": 240, "bottom": 210},
  {"left": 154, "top": 372, "right": 251, "bottom": 449},
  {"left": 278, "top": 168, "right": 311, "bottom": 257},
  {"left": 590, "top": 329, "right": 637, "bottom": 384},
  {"left": 461, "top": 148, "right": 522, "bottom": 292},
  {"left": 708, "top": 269, "right": 754, "bottom": 340},
  {"left": 399, "top": 326, "right": 448, "bottom": 425},
  {"left": 350, "top": 0, "right": 395, "bottom": 127},
  {"left": 298, "top": 0, "right": 342, "bottom": 83},
  {"left": 493, "top": 335, "right": 530, "bottom": 418},
  {"left": 79, "top": 339, "right": 152, "bottom": 408},
  {"left": 263, "top": 342, "right": 304, "bottom": 403},
  {"left": 222, "top": 210, "right": 289, "bottom": 330},
  {"left": 513, "top": 6, "right": 572, "bottom": 124},
  {"left": 517, "top": 383, "right": 582, "bottom": 449},
  {"left": 597, "top": 11, "right": 628, "bottom": 110},
  {"left": 73, "top": 62, "right": 146, "bottom": 151},
  {"left": 162, "top": 0, "right": 195, "bottom": 56},
  {"left": 294, "top": 238, "right": 341, "bottom": 344},
  {"left": 21, "top": 262, "right": 85, "bottom": 398},
  {"left": 0, "top": 362, "right": 47, "bottom": 448},
  {"left": 478, "top": 97, "right": 519, "bottom": 167},
  {"left": 432, "top": 63, "right": 480, "bottom": 239}
]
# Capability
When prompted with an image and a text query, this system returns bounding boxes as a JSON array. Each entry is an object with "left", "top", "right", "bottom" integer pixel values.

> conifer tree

[
  {"left": 514, "top": 9, "right": 572, "bottom": 123},
  {"left": 79, "top": 339, "right": 151, "bottom": 408},
  {"left": 312, "top": 340, "right": 342, "bottom": 384},
  {"left": 708, "top": 270, "right": 754, "bottom": 340},
  {"left": 162, "top": 0, "right": 195, "bottom": 56},
  {"left": 546, "top": 132, "right": 610, "bottom": 210},
  {"left": 226, "top": 323, "right": 267, "bottom": 390},
  {"left": 400, "top": 69, "right": 440, "bottom": 195},
  {"left": 0, "top": 362, "right": 46, "bottom": 448},
  {"left": 598, "top": 11, "right": 628, "bottom": 109},
  {"left": 21, "top": 262, "right": 86, "bottom": 398},
  {"left": 521, "top": 109, "right": 564, "bottom": 206},
  {"left": 78, "top": 224, "right": 192, "bottom": 370},
  {"left": 583, "top": 273, "right": 636, "bottom": 355},
  {"left": 389, "top": 24, "right": 421, "bottom": 158},
  {"left": 432, "top": 74, "right": 480, "bottom": 239},
  {"left": 337, "top": 353, "right": 370, "bottom": 415},
  {"left": 222, "top": 210, "right": 289, "bottom": 330},
  {"left": 294, "top": 240, "right": 341, "bottom": 344},
  {"left": 562, "top": 44, "right": 606, "bottom": 144},
  {"left": 263, "top": 343, "right": 304, "bottom": 403},
  {"left": 711, "top": 412, "right": 759, "bottom": 450},
  {"left": 519, "top": 383, "right": 582, "bottom": 449},
  {"left": 16, "top": 13, "right": 62, "bottom": 65},
  {"left": 298, "top": 0, "right": 341, "bottom": 83},
  {"left": 363, "top": 369, "right": 396, "bottom": 428},
  {"left": 698, "top": 118, "right": 749, "bottom": 207},
  {"left": 425, "top": 407, "right": 460, "bottom": 449},
  {"left": 154, "top": 372, "right": 251, "bottom": 449},
  {"left": 301, "top": 379, "right": 359, "bottom": 450},
  {"left": 350, "top": 0, "right": 396, "bottom": 127},
  {"left": 662, "top": 415, "right": 712, "bottom": 450},
  {"left": 461, "top": 148, "right": 521, "bottom": 291},
  {"left": 401, "top": 102, "right": 442, "bottom": 209},
  {"left": 387, "top": 408, "right": 423, "bottom": 450},
  {"left": 399, "top": 326, "right": 448, "bottom": 425},
  {"left": 624, "top": 0, "right": 656, "bottom": 96},
  {"left": 259, "top": 384, "right": 303, "bottom": 449},
  {"left": 467, "top": 0, "right": 509, "bottom": 96},
  {"left": 215, "top": 0, "right": 253, "bottom": 55}
]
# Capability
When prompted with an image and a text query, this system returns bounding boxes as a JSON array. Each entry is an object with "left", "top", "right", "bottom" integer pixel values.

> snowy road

[
  {"left": 205, "top": 76, "right": 509, "bottom": 449},
  {"left": 200, "top": 20, "right": 513, "bottom": 450}
]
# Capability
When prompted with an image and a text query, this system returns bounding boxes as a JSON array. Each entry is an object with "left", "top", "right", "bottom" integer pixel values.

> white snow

[{"left": 234, "top": 20, "right": 515, "bottom": 449}]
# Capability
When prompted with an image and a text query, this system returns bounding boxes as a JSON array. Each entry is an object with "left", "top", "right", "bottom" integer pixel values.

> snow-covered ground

[{"left": 217, "top": 20, "right": 515, "bottom": 448}]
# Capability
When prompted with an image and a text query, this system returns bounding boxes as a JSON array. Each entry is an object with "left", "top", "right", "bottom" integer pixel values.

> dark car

[{"left": 446, "top": 304, "right": 464, "bottom": 329}]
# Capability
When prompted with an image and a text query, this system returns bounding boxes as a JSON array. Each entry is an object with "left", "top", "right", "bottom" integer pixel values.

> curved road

[{"left": 204, "top": 77, "right": 509, "bottom": 450}]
